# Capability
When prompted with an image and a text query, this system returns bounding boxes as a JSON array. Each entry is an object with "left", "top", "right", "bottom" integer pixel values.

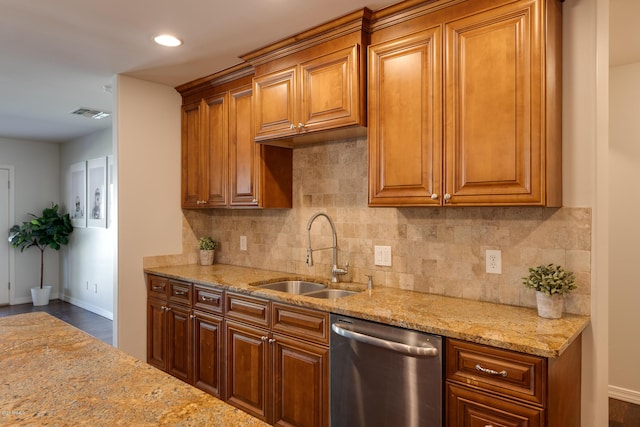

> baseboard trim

[
  {"left": 62, "top": 295, "right": 113, "bottom": 320},
  {"left": 12, "top": 290, "right": 60, "bottom": 306},
  {"left": 610, "top": 385, "right": 640, "bottom": 405}
]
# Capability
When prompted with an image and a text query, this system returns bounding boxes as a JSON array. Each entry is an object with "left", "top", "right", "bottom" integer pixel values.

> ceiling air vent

[{"left": 70, "top": 107, "right": 111, "bottom": 120}]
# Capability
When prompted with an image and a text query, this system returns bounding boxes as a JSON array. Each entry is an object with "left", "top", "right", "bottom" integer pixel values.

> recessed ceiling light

[{"left": 154, "top": 34, "right": 182, "bottom": 47}]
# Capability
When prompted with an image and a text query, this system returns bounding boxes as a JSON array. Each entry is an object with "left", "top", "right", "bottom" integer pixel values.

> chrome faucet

[{"left": 306, "top": 212, "right": 349, "bottom": 283}]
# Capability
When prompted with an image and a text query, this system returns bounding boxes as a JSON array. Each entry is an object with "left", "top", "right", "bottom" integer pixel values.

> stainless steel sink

[
  {"left": 303, "top": 289, "right": 357, "bottom": 299},
  {"left": 258, "top": 280, "right": 327, "bottom": 294}
]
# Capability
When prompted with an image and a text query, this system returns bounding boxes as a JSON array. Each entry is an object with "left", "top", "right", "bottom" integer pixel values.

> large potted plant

[
  {"left": 522, "top": 263, "right": 577, "bottom": 319},
  {"left": 8, "top": 203, "right": 74, "bottom": 306}
]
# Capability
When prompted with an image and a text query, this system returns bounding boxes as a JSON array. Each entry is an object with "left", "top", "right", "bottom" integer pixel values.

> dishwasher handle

[{"left": 331, "top": 322, "right": 439, "bottom": 357}]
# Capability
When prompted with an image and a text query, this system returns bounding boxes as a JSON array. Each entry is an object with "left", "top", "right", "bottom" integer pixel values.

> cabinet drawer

[
  {"left": 225, "top": 293, "right": 270, "bottom": 328},
  {"left": 194, "top": 286, "right": 224, "bottom": 315},
  {"left": 446, "top": 339, "right": 546, "bottom": 406},
  {"left": 168, "top": 280, "right": 192, "bottom": 305},
  {"left": 147, "top": 275, "right": 168, "bottom": 300},
  {"left": 272, "top": 302, "right": 329, "bottom": 346},
  {"left": 446, "top": 383, "right": 543, "bottom": 427}
]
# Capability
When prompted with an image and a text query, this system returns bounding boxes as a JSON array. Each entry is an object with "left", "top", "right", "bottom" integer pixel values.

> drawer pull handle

[
  {"left": 152, "top": 285, "right": 165, "bottom": 291},
  {"left": 199, "top": 295, "right": 217, "bottom": 302},
  {"left": 174, "top": 290, "right": 188, "bottom": 296},
  {"left": 475, "top": 364, "right": 507, "bottom": 377}
]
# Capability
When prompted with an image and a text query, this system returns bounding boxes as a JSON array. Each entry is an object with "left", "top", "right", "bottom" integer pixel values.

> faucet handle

[{"left": 365, "top": 274, "right": 373, "bottom": 290}]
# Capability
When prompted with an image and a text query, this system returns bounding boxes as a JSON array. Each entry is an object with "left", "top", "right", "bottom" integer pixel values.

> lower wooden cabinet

[
  {"left": 447, "top": 383, "right": 542, "bottom": 427},
  {"left": 166, "top": 302, "right": 192, "bottom": 383},
  {"left": 147, "top": 278, "right": 225, "bottom": 399},
  {"left": 272, "top": 333, "right": 329, "bottom": 427},
  {"left": 147, "top": 275, "right": 328, "bottom": 427},
  {"left": 225, "top": 294, "right": 330, "bottom": 427},
  {"left": 193, "top": 310, "right": 224, "bottom": 397},
  {"left": 446, "top": 336, "right": 582, "bottom": 427}
]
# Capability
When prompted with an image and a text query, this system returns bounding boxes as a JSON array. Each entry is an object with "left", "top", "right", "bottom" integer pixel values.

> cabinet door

[
  {"left": 272, "top": 334, "right": 329, "bottom": 427},
  {"left": 299, "top": 45, "right": 363, "bottom": 133},
  {"left": 447, "top": 383, "right": 542, "bottom": 427},
  {"left": 203, "top": 94, "right": 228, "bottom": 207},
  {"left": 166, "top": 304, "right": 192, "bottom": 383},
  {"left": 253, "top": 67, "right": 297, "bottom": 141},
  {"left": 147, "top": 298, "right": 166, "bottom": 370},
  {"left": 181, "top": 100, "right": 203, "bottom": 208},
  {"left": 225, "top": 320, "right": 271, "bottom": 423},
  {"left": 368, "top": 28, "right": 442, "bottom": 206},
  {"left": 444, "top": 1, "right": 543, "bottom": 205},
  {"left": 229, "top": 85, "right": 259, "bottom": 207},
  {"left": 193, "top": 311, "right": 224, "bottom": 398}
]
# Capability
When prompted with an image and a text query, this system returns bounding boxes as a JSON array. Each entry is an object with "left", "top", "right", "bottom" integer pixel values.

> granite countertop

[
  {"left": 0, "top": 312, "right": 268, "bottom": 427},
  {"left": 146, "top": 263, "right": 590, "bottom": 358}
]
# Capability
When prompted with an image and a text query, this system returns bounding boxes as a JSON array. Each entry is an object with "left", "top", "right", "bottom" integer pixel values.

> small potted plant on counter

[
  {"left": 8, "top": 203, "right": 74, "bottom": 306},
  {"left": 198, "top": 236, "right": 218, "bottom": 266},
  {"left": 522, "top": 263, "right": 576, "bottom": 319}
]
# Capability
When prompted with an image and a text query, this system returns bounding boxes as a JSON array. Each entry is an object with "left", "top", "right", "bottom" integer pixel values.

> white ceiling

[
  {"left": 0, "top": 0, "right": 636, "bottom": 144},
  {"left": 0, "top": 0, "right": 394, "bottom": 143}
]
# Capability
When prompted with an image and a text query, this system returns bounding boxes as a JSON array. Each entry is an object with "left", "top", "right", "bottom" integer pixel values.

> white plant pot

[
  {"left": 199, "top": 250, "right": 215, "bottom": 266},
  {"left": 536, "top": 292, "right": 564, "bottom": 319},
  {"left": 31, "top": 285, "right": 52, "bottom": 306}
]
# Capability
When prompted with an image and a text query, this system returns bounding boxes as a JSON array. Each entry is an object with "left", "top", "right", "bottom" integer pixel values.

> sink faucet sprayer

[{"left": 306, "top": 212, "right": 349, "bottom": 283}]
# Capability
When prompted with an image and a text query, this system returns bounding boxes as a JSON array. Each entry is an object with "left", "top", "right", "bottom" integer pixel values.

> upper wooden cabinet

[
  {"left": 368, "top": 0, "right": 562, "bottom": 207},
  {"left": 242, "top": 9, "right": 370, "bottom": 145},
  {"left": 177, "top": 65, "right": 293, "bottom": 209}
]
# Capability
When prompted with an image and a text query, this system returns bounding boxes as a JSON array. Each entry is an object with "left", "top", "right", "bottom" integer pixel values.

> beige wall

[
  {"left": 609, "top": 61, "right": 640, "bottom": 402},
  {"left": 115, "top": 75, "right": 183, "bottom": 359}
]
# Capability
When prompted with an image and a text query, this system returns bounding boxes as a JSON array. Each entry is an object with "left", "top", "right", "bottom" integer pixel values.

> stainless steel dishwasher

[{"left": 330, "top": 314, "right": 443, "bottom": 427}]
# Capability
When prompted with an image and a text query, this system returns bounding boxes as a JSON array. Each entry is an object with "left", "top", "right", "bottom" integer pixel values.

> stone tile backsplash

[{"left": 179, "top": 136, "right": 591, "bottom": 315}]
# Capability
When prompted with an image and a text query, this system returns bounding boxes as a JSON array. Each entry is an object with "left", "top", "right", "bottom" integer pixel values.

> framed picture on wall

[
  {"left": 87, "top": 157, "right": 107, "bottom": 228},
  {"left": 107, "top": 155, "right": 114, "bottom": 228},
  {"left": 69, "top": 161, "right": 86, "bottom": 228}
]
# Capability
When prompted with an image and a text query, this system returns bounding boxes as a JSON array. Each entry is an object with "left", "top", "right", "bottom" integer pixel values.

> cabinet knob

[
  {"left": 443, "top": 193, "right": 452, "bottom": 202},
  {"left": 190, "top": 314, "right": 196, "bottom": 320},
  {"left": 252, "top": 199, "right": 257, "bottom": 203},
  {"left": 430, "top": 193, "right": 439, "bottom": 200},
  {"left": 261, "top": 336, "right": 268, "bottom": 342},
  {"left": 161, "top": 306, "right": 167, "bottom": 312},
  {"left": 289, "top": 124, "right": 296, "bottom": 130},
  {"left": 165, "top": 307, "right": 172, "bottom": 312},
  {"left": 298, "top": 123, "right": 306, "bottom": 129},
  {"left": 268, "top": 338, "right": 276, "bottom": 344}
]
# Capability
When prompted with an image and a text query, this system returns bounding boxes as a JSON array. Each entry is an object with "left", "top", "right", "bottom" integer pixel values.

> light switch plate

[
  {"left": 240, "top": 236, "right": 247, "bottom": 251},
  {"left": 374, "top": 245, "right": 392, "bottom": 266}
]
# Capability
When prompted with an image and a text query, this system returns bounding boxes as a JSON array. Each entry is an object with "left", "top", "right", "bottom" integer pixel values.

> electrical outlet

[
  {"left": 374, "top": 245, "right": 392, "bottom": 267},
  {"left": 240, "top": 236, "right": 247, "bottom": 251},
  {"left": 486, "top": 249, "right": 502, "bottom": 274}
]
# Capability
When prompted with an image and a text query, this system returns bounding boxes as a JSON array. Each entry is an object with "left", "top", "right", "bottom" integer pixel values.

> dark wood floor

[
  {"left": 610, "top": 398, "right": 640, "bottom": 427},
  {"left": 0, "top": 299, "right": 113, "bottom": 345}
]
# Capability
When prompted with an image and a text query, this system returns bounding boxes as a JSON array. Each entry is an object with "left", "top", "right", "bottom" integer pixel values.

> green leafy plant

[
  {"left": 8, "top": 203, "right": 74, "bottom": 289},
  {"left": 522, "top": 263, "right": 577, "bottom": 296},
  {"left": 198, "top": 236, "right": 218, "bottom": 251}
]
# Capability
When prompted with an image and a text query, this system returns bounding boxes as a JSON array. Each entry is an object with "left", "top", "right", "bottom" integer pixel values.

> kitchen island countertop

[
  {"left": 0, "top": 312, "right": 268, "bottom": 427},
  {"left": 146, "top": 263, "right": 590, "bottom": 358}
]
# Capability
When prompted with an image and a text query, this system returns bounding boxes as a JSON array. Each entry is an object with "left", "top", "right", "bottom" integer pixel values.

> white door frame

[{"left": 0, "top": 165, "right": 15, "bottom": 305}]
